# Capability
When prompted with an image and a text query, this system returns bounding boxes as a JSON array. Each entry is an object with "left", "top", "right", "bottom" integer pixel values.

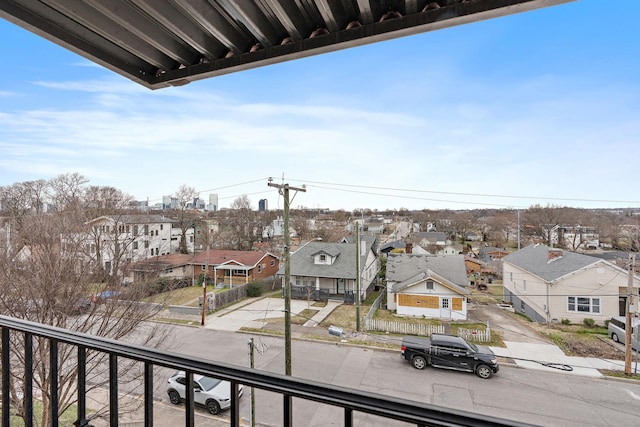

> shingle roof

[
  {"left": 278, "top": 241, "right": 366, "bottom": 279},
  {"left": 386, "top": 254, "right": 468, "bottom": 288},
  {"left": 192, "top": 250, "right": 274, "bottom": 268},
  {"left": 502, "top": 244, "right": 603, "bottom": 282}
]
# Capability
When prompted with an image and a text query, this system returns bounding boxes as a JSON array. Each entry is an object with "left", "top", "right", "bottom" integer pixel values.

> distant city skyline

[{"left": 1, "top": 0, "right": 639, "bottom": 212}]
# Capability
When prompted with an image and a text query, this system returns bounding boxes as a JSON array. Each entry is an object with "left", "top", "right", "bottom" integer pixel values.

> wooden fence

[
  {"left": 457, "top": 326, "right": 492, "bottom": 343},
  {"left": 364, "top": 318, "right": 445, "bottom": 336}
]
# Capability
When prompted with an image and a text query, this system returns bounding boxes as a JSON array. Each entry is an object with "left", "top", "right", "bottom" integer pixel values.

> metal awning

[{"left": 1, "top": 0, "right": 573, "bottom": 90}]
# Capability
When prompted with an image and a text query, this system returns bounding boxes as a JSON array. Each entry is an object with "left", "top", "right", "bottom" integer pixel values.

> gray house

[
  {"left": 386, "top": 254, "right": 470, "bottom": 320},
  {"left": 503, "top": 245, "right": 640, "bottom": 324},
  {"left": 277, "top": 237, "right": 379, "bottom": 302}
]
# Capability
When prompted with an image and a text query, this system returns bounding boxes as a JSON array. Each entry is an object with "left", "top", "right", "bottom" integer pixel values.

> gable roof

[
  {"left": 192, "top": 250, "right": 276, "bottom": 269},
  {"left": 280, "top": 241, "right": 367, "bottom": 279},
  {"left": 502, "top": 244, "right": 606, "bottom": 282},
  {"left": 386, "top": 253, "right": 468, "bottom": 289},
  {"left": 392, "top": 269, "right": 470, "bottom": 296}
]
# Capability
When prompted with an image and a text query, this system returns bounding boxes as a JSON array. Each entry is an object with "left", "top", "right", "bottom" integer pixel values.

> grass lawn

[{"left": 144, "top": 285, "right": 217, "bottom": 306}]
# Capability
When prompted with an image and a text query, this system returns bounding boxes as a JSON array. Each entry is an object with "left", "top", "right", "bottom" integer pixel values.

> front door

[
  {"left": 336, "top": 278, "right": 345, "bottom": 295},
  {"left": 440, "top": 297, "right": 451, "bottom": 318}
]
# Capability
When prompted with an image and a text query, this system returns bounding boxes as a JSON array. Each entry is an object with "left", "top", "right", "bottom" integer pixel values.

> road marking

[{"left": 625, "top": 389, "right": 640, "bottom": 401}]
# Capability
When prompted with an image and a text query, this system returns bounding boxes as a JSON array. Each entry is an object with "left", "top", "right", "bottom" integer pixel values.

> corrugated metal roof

[{"left": 1, "top": 0, "right": 573, "bottom": 89}]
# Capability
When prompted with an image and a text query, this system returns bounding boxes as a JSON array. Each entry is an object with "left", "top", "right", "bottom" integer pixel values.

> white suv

[
  {"left": 167, "top": 371, "right": 243, "bottom": 415},
  {"left": 608, "top": 316, "right": 640, "bottom": 350}
]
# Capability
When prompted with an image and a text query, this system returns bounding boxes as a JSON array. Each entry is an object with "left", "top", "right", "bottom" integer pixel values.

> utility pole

[
  {"left": 625, "top": 253, "right": 636, "bottom": 376},
  {"left": 267, "top": 179, "right": 306, "bottom": 376},
  {"left": 247, "top": 338, "right": 255, "bottom": 427},
  {"left": 201, "top": 248, "right": 209, "bottom": 326},
  {"left": 355, "top": 222, "right": 361, "bottom": 332}
]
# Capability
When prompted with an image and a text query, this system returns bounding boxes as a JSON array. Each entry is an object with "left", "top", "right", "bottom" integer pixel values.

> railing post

[
  {"left": 77, "top": 346, "right": 87, "bottom": 425},
  {"left": 24, "top": 332, "right": 33, "bottom": 427},
  {"left": 185, "top": 371, "right": 195, "bottom": 427},
  {"left": 344, "top": 408, "right": 353, "bottom": 427},
  {"left": 144, "top": 362, "right": 153, "bottom": 427},
  {"left": 230, "top": 381, "right": 240, "bottom": 426},
  {"left": 283, "top": 393, "right": 292, "bottom": 427},
  {"left": 50, "top": 339, "right": 59, "bottom": 427},
  {"left": 109, "top": 353, "right": 118, "bottom": 427},
  {"left": 2, "top": 327, "right": 11, "bottom": 427}
]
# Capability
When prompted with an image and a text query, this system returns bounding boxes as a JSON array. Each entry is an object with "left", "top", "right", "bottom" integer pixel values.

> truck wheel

[
  {"left": 475, "top": 364, "right": 493, "bottom": 379},
  {"left": 412, "top": 355, "right": 427, "bottom": 370}
]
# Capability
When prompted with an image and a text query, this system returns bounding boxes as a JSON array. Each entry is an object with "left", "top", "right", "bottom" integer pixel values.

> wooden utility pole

[
  {"left": 248, "top": 338, "right": 255, "bottom": 427},
  {"left": 267, "top": 179, "right": 306, "bottom": 376},
  {"left": 625, "top": 253, "right": 636, "bottom": 376},
  {"left": 356, "top": 222, "right": 361, "bottom": 332}
]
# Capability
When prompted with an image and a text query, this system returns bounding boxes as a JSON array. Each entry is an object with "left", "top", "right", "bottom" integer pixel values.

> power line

[{"left": 287, "top": 178, "right": 640, "bottom": 205}]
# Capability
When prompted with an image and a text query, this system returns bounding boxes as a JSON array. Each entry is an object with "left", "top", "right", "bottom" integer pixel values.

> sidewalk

[
  {"left": 492, "top": 341, "right": 640, "bottom": 377},
  {"left": 203, "top": 297, "right": 341, "bottom": 332}
]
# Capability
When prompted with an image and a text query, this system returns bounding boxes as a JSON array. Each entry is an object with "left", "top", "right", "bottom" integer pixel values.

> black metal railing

[{"left": 0, "top": 315, "right": 533, "bottom": 427}]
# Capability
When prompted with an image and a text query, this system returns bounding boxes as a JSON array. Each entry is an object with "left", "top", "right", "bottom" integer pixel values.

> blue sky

[{"left": 1, "top": 0, "right": 638, "bottom": 212}]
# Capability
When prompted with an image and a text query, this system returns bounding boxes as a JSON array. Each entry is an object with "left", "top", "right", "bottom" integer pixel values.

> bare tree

[
  {"left": 48, "top": 172, "right": 89, "bottom": 212},
  {"left": 172, "top": 185, "right": 199, "bottom": 254},
  {"left": 222, "top": 195, "right": 259, "bottom": 250},
  {"left": 0, "top": 208, "right": 169, "bottom": 426}
]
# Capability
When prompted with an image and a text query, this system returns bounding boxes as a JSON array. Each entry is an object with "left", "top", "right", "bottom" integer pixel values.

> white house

[
  {"left": 85, "top": 214, "right": 194, "bottom": 274},
  {"left": 386, "top": 254, "right": 470, "bottom": 320},
  {"left": 502, "top": 244, "right": 639, "bottom": 324}
]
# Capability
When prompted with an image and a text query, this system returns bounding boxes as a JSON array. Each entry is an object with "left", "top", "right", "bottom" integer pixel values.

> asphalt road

[{"left": 100, "top": 324, "right": 640, "bottom": 427}]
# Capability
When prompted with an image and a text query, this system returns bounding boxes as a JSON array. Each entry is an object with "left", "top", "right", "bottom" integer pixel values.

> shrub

[
  {"left": 583, "top": 318, "right": 596, "bottom": 328},
  {"left": 247, "top": 282, "right": 263, "bottom": 297},
  {"left": 561, "top": 318, "right": 571, "bottom": 325}
]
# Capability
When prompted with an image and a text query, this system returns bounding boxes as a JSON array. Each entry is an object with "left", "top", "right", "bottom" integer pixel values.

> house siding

[{"left": 503, "top": 260, "right": 635, "bottom": 325}]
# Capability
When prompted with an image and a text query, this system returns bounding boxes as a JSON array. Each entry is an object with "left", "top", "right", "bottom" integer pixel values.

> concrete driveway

[{"left": 204, "top": 297, "right": 342, "bottom": 332}]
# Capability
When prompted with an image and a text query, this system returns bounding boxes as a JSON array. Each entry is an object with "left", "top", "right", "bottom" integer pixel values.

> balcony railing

[{"left": 0, "top": 315, "right": 533, "bottom": 427}]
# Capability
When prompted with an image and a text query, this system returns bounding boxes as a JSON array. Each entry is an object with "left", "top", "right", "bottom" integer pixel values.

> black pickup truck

[{"left": 401, "top": 334, "right": 499, "bottom": 379}]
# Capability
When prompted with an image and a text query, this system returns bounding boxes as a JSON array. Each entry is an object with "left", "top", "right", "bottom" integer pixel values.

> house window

[
  {"left": 133, "top": 225, "right": 138, "bottom": 235},
  {"left": 426, "top": 281, "right": 434, "bottom": 290},
  {"left": 523, "top": 280, "right": 527, "bottom": 292},
  {"left": 133, "top": 242, "right": 138, "bottom": 250},
  {"left": 126, "top": 225, "right": 130, "bottom": 233},
  {"left": 568, "top": 297, "right": 600, "bottom": 314},
  {"left": 160, "top": 224, "right": 163, "bottom": 230},
  {"left": 232, "top": 269, "right": 244, "bottom": 275},
  {"left": 202, "top": 265, "right": 206, "bottom": 270},
  {"left": 271, "top": 259, "right": 275, "bottom": 266},
  {"left": 319, "top": 254, "right": 326, "bottom": 262},
  {"left": 509, "top": 272, "right": 513, "bottom": 282},
  {"left": 144, "top": 225, "right": 149, "bottom": 235},
  {"left": 258, "top": 264, "right": 262, "bottom": 273},
  {"left": 144, "top": 241, "right": 149, "bottom": 248}
]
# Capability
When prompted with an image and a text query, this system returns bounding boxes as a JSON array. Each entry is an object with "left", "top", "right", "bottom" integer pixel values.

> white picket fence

[
  {"left": 457, "top": 327, "right": 492, "bottom": 343},
  {"left": 364, "top": 318, "right": 492, "bottom": 342},
  {"left": 364, "top": 319, "right": 445, "bottom": 336}
]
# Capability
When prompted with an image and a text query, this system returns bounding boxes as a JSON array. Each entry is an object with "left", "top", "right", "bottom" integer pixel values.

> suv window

[{"left": 610, "top": 318, "right": 625, "bottom": 329}]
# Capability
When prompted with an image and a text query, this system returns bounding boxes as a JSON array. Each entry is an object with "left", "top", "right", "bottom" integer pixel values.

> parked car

[
  {"left": 608, "top": 316, "right": 640, "bottom": 350},
  {"left": 401, "top": 334, "right": 499, "bottom": 379},
  {"left": 166, "top": 371, "right": 243, "bottom": 415},
  {"left": 92, "top": 290, "right": 120, "bottom": 304},
  {"left": 68, "top": 298, "right": 92, "bottom": 315}
]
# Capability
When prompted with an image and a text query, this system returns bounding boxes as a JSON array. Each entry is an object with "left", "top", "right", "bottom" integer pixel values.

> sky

[{"left": 1, "top": 0, "right": 639, "bottom": 212}]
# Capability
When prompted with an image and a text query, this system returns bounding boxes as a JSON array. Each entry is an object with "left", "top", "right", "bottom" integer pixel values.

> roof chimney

[
  {"left": 406, "top": 242, "right": 413, "bottom": 254},
  {"left": 548, "top": 248, "right": 563, "bottom": 262}
]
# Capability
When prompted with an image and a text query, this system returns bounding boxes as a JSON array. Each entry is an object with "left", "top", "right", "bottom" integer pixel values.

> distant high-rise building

[
  {"left": 258, "top": 199, "right": 268, "bottom": 212},
  {"left": 207, "top": 193, "right": 218, "bottom": 211}
]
